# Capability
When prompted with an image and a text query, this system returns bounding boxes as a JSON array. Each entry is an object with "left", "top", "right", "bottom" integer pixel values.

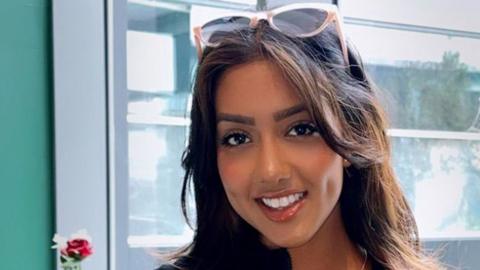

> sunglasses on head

[{"left": 193, "top": 3, "right": 349, "bottom": 65}]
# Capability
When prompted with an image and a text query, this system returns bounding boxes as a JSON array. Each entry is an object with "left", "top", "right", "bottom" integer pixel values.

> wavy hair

[{"left": 168, "top": 21, "right": 443, "bottom": 270}]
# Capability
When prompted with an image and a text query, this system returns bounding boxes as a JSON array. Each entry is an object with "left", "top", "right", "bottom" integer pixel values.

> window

[
  {"left": 122, "top": 0, "right": 258, "bottom": 268},
  {"left": 340, "top": 0, "right": 480, "bottom": 240},
  {"left": 120, "top": 0, "right": 480, "bottom": 267},
  {"left": 54, "top": 1, "right": 480, "bottom": 269}
]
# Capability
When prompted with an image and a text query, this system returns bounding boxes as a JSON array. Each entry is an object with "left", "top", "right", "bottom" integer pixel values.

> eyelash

[
  {"left": 219, "top": 121, "right": 320, "bottom": 148},
  {"left": 287, "top": 121, "right": 320, "bottom": 137},
  {"left": 220, "top": 130, "right": 251, "bottom": 148}
]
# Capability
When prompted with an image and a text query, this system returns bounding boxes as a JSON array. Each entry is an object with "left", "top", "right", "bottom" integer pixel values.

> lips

[{"left": 255, "top": 191, "right": 307, "bottom": 222}]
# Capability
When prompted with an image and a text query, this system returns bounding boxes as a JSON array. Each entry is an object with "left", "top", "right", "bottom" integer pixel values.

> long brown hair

[{"left": 171, "top": 21, "right": 443, "bottom": 269}]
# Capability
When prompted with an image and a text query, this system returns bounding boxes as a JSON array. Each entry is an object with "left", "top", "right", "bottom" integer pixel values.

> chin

[{"left": 262, "top": 230, "right": 314, "bottom": 249}]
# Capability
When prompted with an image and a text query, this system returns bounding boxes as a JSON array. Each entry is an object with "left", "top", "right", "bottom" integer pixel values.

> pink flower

[
  {"left": 52, "top": 229, "right": 93, "bottom": 263},
  {"left": 61, "top": 239, "right": 93, "bottom": 259}
]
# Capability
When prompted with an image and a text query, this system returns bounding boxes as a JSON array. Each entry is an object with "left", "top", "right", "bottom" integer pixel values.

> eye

[
  {"left": 287, "top": 122, "right": 320, "bottom": 137},
  {"left": 221, "top": 132, "right": 251, "bottom": 147}
]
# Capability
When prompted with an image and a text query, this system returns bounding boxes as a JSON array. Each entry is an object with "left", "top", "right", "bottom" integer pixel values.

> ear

[{"left": 343, "top": 159, "right": 351, "bottom": 168}]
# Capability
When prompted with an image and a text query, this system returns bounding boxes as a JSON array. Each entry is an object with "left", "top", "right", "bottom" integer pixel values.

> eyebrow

[
  {"left": 216, "top": 113, "right": 255, "bottom": 125},
  {"left": 273, "top": 104, "right": 307, "bottom": 121},
  {"left": 216, "top": 104, "right": 306, "bottom": 125}
]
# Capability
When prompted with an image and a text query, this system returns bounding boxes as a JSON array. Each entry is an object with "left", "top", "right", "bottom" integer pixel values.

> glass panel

[
  {"left": 128, "top": 125, "right": 187, "bottom": 237},
  {"left": 392, "top": 137, "right": 480, "bottom": 239},
  {"left": 345, "top": 24, "right": 480, "bottom": 132},
  {"left": 121, "top": 1, "right": 480, "bottom": 269},
  {"left": 127, "top": 1, "right": 194, "bottom": 252},
  {"left": 124, "top": 1, "right": 258, "bottom": 268},
  {"left": 341, "top": 0, "right": 480, "bottom": 32},
  {"left": 341, "top": 0, "right": 480, "bottom": 241}
]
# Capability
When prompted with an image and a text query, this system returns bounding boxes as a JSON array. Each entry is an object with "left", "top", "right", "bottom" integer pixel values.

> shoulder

[
  {"left": 156, "top": 264, "right": 180, "bottom": 270},
  {"left": 156, "top": 256, "right": 193, "bottom": 270},
  {"left": 156, "top": 265, "right": 176, "bottom": 270}
]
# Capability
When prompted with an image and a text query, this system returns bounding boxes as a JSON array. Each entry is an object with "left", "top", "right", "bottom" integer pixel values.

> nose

[{"left": 256, "top": 135, "right": 291, "bottom": 184}]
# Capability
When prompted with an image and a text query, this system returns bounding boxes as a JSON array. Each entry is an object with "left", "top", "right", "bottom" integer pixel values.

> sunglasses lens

[
  {"left": 272, "top": 8, "right": 328, "bottom": 36},
  {"left": 201, "top": 16, "right": 250, "bottom": 44}
]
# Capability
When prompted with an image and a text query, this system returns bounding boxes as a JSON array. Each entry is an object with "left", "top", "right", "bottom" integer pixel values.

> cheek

[
  {"left": 292, "top": 142, "right": 343, "bottom": 190},
  {"left": 217, "top": 150, "right": 253, "bottom": 200}
]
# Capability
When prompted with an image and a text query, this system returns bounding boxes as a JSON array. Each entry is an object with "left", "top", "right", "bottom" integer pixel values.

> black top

[
  {"left": 156, "top": 248, "right": 385, "bottom": 270},
  {"left": 157, "top": 248, "right": 290, "bottom": 270}
]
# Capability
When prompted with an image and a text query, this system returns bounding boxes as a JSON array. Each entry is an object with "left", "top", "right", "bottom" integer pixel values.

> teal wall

[{"left": 0, "top": 0, "right": 54, "bottom": 269}]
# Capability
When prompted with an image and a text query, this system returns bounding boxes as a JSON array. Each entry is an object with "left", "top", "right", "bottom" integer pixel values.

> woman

[{"left": 159, "top": 3, "right": 443, "bottom": 270}]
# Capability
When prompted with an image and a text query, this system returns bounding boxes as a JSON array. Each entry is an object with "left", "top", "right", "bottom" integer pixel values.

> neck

[{"left": 287, "top": 203, "right": 367, "bottom": 270}]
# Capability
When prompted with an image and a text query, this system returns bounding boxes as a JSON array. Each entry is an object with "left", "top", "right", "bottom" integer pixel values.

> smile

[
  {"left": 256, "top": 191, "right": 307, "bottom": 222},
  {"left": 261, "top": 192, "right": 305, "bottom": 209}
]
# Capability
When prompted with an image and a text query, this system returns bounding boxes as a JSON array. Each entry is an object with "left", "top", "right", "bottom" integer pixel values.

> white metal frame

[
  {"left": 53, "top": 0, "right": 480, "bottom": 269},
  {"left": 106, "top": 1, "right": 130, "bottom": 270},
  {"left": 337, "top": 0, "right": 480, "bottom": 268},
  {"left": 52, "top": 1, "right": 109, "bottom": 269}
]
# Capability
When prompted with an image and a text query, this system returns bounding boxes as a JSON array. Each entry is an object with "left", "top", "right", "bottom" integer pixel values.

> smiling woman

[
  {"left": 215, "top": 61, "right": 347, "bottom": 254},
  {"left": 157, "top": 3, "right": 444, "bottom": 270}
]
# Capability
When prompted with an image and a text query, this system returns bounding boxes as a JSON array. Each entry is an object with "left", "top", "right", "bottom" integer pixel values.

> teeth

[
  {"left": 287, "top": 194, "right": 296, "bottom": 204},
  {"left": 272, "top": 199, "right": 279, "bottom": 208},
  {"left": 280, "top": 197, "right": 288, "bottom": 207},
  {"left": 261, "top": 192, "right": 304, "bottom": 209}
]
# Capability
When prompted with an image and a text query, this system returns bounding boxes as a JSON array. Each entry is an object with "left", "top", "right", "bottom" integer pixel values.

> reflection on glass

[
  {"left": 344, "top": 23, "right": 480, "bottom": 131},
  {"left": 129, "top": 126, "right": 185, "bottom": 235},
  {"left": 341, "top": 0, "right": 480, "bottom": 33},
  {"left": 126, "top": 0, "right": 196, "bottom": 250},
  {"left": 125, "top": 1, "right": 259, "bottom": 255},
  {"left": 392, "top": 137, "right": 480, "bottom": 238},
  {"left": 123, "top": 0, "right": 480, "bottom": 259},
  {"left": 127, "top": 31, "right": 175, "bottom": 93},
  {"left": 367, "top": 52, "right": 480, "bottom": 131}
]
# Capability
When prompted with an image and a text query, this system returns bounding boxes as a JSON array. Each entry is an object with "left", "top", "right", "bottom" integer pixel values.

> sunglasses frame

[{"left": 192, "top": 3, "right": 349, "bottom": 65}]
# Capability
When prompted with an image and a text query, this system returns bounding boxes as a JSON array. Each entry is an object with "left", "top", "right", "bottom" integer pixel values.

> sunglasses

[{"left": 192, "top": 3, "right": 349, "bottom": 65}]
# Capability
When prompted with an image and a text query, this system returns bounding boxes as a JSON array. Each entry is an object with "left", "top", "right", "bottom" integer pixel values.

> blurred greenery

[
  {"left": 368, "top": 51, "right": 478, "bottom": 131},
  {"left": 369, "top": 52, "right": 480, "bottom": 233},
  {"left": 464, "top": 141, "right": 480, "bottom": 230}
]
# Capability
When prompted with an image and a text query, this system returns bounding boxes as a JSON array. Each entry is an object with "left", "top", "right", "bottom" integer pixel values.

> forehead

[{"left": 215, "top": 60, "right": 302, "bottom": 115}]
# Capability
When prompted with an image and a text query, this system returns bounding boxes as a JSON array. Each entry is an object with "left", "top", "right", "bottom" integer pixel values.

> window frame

[
  {"left": 53, "top": 0, "right": 480, "bottom": 269},
  {"left": 52, "top": 0, "right": 110, "bottom": 269},
  {"left": 338, "top": 0, "right": 480, "bottom": 267}
]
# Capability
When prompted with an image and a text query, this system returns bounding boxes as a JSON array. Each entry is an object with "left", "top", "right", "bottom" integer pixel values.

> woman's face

[{"left": 215, "top": 60, "right": 345, "bottom": 248}]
